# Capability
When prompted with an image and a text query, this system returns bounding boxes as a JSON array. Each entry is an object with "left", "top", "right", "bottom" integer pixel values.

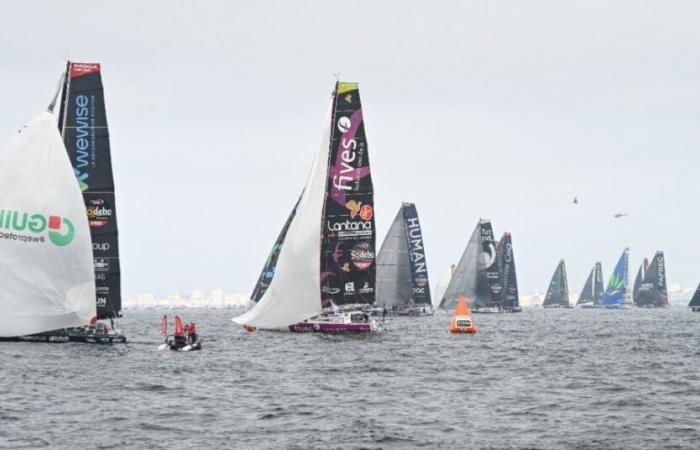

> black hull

[
  {"left": 165, "top": 335, "right": 202, "bottom": 351},
  {"left": 0, "top": 332, "right": 126, "bottom": 344}
]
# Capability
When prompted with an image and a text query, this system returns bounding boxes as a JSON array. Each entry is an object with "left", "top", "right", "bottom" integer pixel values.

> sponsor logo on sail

[
  {"left": 322, "top": 286, "right": 341, "bottom": 295},
  {"left": 73, "top": 94, "right": 92, "bottom": 192},
  {"left": 359, "top": 204, "right": 373, "bottom": 221},
  {"left": 359, "top": 282, "right": 374, "bottom": 294},
  {"left": 326, "top": 219, "right": 373, "bottom": 239},
  {"left": 350, "top": 242, "right": 374, "bottom": 269},
  {"left": 337, "top": 116, "right": 352, "bottom": 133},
  {"left": 87, "top": 198, "right": 113, "bottom": 228},
  {"left": 345, "top": 282, "right": 355, "bottom": 294},
  {"left": 0, "top": 209, "right": 76, "bottom": 246},
  {"left": 93, "top": 242, "right": 111, "bottom": 252}
]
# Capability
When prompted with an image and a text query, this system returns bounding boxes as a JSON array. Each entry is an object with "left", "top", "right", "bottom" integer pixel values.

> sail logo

[
  {"left": 337, "top": 116, "right": 352, "bottom": 133},
  {"left": 656, "top": 256, "right": 665, "bottom": 288},
  {"left": 406, "top": 218, "right": 427, "bottom": 274},
  {"left": 332, "top": 116, "right": 360, "bottom": 192},
  {"left": 0, "top": 209, "right": 75, "bottom": 247},
  {"left": 327, "top": 219, "right": 373, "bottom": 235},
  {"left": 74, "top": 94, "right": 92, "bottom": 192},
  {"left": 87, "top": 199, "right": 112, "bottom": 228},
  {"left": 350, "top": 242, "right": 374, "bottom": 269}
]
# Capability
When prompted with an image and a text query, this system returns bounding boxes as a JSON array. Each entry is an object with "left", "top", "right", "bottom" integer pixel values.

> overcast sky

[{"left": 1, "top": 1, "right": 698, "bottom": 296}]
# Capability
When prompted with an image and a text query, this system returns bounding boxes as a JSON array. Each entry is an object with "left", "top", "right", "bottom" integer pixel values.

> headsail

[
  {"left": 543, "top": 259, "right": 570, "bottom": 307},
  {"left": 58, "top": 62, "right": 122, "bottom": 320},
  {"left": 376, "top": 203, "right": 431, "bottom": 309},
  {"left": 600, "top": 248, "right": 630, "bottom": 307},
  {"left": 0, "top": 113, "right": 96, "bottom": 336},
  {"left": 635, "top": 251, "right": 668, "bottom": 307},
  {"left": 577, "top": 265, "right": 596, "bottom": 305},
  {"left": 496, "top": 233, "right": 519, "bottom": 309},
  {"left": 440, "top": 219, "right": 502, "bottom": 309},
  {"left": 250, "top": 196, "right": 301, "bottom": 303}
]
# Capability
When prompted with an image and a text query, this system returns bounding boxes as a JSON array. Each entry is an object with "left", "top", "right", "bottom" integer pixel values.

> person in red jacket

[{"left": 187, "top": 321, "right": 197, "bottom": 344}]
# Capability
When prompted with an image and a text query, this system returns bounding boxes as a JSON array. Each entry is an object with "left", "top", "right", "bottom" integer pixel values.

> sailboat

[
  {"left": 439, "top": 219, "right": 503, "bottom": 313},
  {"left": 0, "top": 63, "right": 124, "bottom": 343},
  {"left": 496, "top": 232, "right": 522, "bottom": 313},
  {"left": 633, "top": 252, "right": 669, "bottom": 308},
  {"left": 233, "top": 81, "right": 380, "bottom": 333},
  {"left": 375, "top": 202, "right": 432, "bottom": 316},
  {"left": 688, "top": 282, "right": 700, "bottom": 312},
  {"left": 542, "top": 259, "right": 572, "bottom": 308},
  {"left": 601, "top": 248, "right": 632, "bottom": 309},
  {"left": 632, "top": 258, "right": 649, "bottom": 306},
  {"left": 578, "top": 262, "right": 604, "bottom": 308},
  {"left": 449, "top": 297, "right": 478, "bottom": 334}
]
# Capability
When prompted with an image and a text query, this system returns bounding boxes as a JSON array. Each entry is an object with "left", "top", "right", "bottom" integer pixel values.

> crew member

[{"left": 187, "top": 321, "right": 197, "bottom": 344}]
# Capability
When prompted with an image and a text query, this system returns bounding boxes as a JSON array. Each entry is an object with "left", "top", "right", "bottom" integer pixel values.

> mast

[{"left": 320, "top": 82, "right": 376, "bottom": 307}]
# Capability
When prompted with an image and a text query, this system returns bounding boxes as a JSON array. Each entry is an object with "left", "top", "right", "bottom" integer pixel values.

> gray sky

[{"left": 1, "top": 1, "right": 698, "bottom": 296}]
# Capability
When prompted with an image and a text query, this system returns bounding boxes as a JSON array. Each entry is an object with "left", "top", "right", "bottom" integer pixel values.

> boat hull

[
  {"left": 288, "top": 320, "right": 378, "bottom": 333},
  {"left": 0, "top": 332, "right": 126, "bottom": 344},
  {"left": 691, "top": 307, "right": 700, "bottom": 312},
  {"left": 504, "top": 306, "right": 523, "bottom": 313},
  {"left": 579, "top": 303, "right": 601, "bottom": 309},
  {"left": 472, "top": 306, "right": 502, "bottom": 314},
  {"left": 604, "top": 304, "right": 633, "bottom": 309}
]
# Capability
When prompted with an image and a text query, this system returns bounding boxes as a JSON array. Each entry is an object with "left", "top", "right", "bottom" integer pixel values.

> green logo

[{"left": 0, "top": 210, "right": 76, "bottom": 247}]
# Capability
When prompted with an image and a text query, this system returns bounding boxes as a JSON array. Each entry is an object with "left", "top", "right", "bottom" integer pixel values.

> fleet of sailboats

[{"left": 1, "top": 65, "right": 696, "bottom": 345}]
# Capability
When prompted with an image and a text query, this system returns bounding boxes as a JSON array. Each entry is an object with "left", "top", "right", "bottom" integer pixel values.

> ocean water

[{"left": 0, "top": 307, "right": 698, "bottom": 449}]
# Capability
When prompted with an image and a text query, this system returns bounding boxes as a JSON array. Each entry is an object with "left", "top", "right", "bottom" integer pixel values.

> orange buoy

[{"left": 449, "top": 296, "right": 478, "bottom": 334}]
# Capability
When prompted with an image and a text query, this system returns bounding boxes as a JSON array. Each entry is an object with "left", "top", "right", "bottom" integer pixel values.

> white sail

[
  {"left": 232, "top": 106, "right": 332, "bottom": 329},
  {"left": 0, "top": 112, "right": 96, "bottom": 336}
]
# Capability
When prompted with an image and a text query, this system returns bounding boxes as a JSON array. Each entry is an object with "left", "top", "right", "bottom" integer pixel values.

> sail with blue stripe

[{"left": 601, "top": 248, "right": 630, "bottom": 308}]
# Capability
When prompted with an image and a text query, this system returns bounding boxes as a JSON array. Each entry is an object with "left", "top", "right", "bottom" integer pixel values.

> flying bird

[
  {"left": 614, "top": 213, "right": 629, "bottom": 218},
  {"left": 573, "top": 197, "right": 579, "bottom": 205}
]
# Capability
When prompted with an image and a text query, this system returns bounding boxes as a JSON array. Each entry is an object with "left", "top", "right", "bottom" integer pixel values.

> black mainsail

[
  {"left": 320, "top": 82, "right": 376, "bottom": 307},
  {"left": 375, "top": 202, "right": 431, "bottom": 311},
  {"left": 543, "top": 259, "right": 570, "bottom": 308},
  {"left": 439, "top": 219, "right": 502, "bottom": 310},
  {"left": 635, "top": 251, "right": 668, "bottom": 308},
  {"left": 496, "top": 233, "right": 520, "bottom": 312},
  {"left": 632, "top": 258, "right": 649, "bottom": 305},
  {"left": 58, "top": 62, "right": 121, "bottom": 320}
]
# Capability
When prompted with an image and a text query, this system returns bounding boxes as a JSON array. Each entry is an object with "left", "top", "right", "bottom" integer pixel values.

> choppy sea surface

[{"left": 1, "top": 307, "right": 699, "bottom": 449}]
